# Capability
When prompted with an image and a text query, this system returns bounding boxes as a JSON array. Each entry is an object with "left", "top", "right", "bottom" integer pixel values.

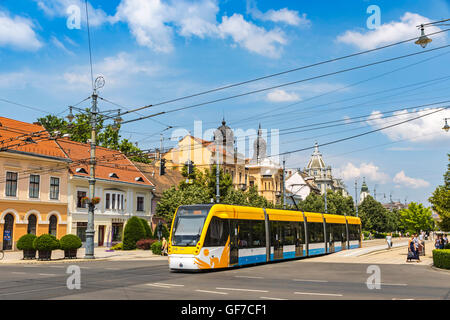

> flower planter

[
  {"left": 64, "top": 249, "right": 78, "bottom": 259},
  {"left": 22, "top": 249, "right": 36, "bottom": 260},
  {"left": 37, "top": 250, "right": 52, "bottom": 261}
]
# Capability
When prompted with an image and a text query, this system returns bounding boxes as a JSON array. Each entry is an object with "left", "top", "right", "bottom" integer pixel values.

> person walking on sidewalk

[
  {"left": 161, "top": 237, "right": 168, "bottom": 256},
  {"left": 407, "top": 235, "right": 420, "bottom": 262},
  {"left": 386, "top": 233, "right": 392, "bottom": 249}
]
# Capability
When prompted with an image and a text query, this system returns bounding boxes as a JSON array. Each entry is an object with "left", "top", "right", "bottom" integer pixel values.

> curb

[
  {"left": 0, "top": 254, "right": 165, "bottom": 265},
  {"left": 430, "top": 265, "right": 450, "bottom": 274}
]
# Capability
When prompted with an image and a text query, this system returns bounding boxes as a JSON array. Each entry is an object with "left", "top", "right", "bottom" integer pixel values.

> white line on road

[
  {"left": 146, "top": 284, "right": 176, "bottom": 288},
  {"left": 234, "top": 276, "right": 264, "bottom": 279},
  {"left": 294, "top": 291, "right": 343, "bottom": 297},
  {"left": 38, "top": 273, "right": 57, "bottom": 276},
  {"left": 11, "top": 272, "right": 27, "bottom": 275},
  {"left": 381, "top": 283, "right": 408, "bottom": 286},
  {"left": 216, "top": 287, "right": 269, "bottom": 293},
  {"left": 48, "top": 266, "right": 64, "bottom": 268},
  {"left": 105, "top": 268, "right": 119, "bottom": 270},
  {"left": 153, "top": 283, "right": 185, "bottom": 287},
  {"left": 0, "top": 286, "right": 64, "bottom": 297},
  {"left": 195, "top": 290, "right": 228, "bottom": 295},
  {"left": 293, "top": 279, "right": 329, "bottom": 283},
  {"left": 260, "top": 296, "right": 288, "bottom": 300}
]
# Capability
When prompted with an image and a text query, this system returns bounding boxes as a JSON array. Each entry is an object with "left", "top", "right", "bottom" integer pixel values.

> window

[
  {"left": 204, "top": 217, "right": 229, "bottom": 247},
  {"left": 5, "top": 171, "right": 18, "bottom": 197},
  {"left": 112, "top": 223, "right": 123, "bottom": 242},
  {"left": 308, "top": 222, "right": 324, "bottom": 243},
  {"left": 105, "top": 193, "right": 110, "bottom": 209},
  {"left": 77, "top": 191, "right": 87, "bottom": 208},
  {"left": 50, "top": 177, "right": 60, "bottom": 200},
  {"left": 348, "top": 224, "right": 361, "bottom": 241},
  {"left": 29, "top": 174, "right": 40, "bottom": 198},
  {"left": 77, "top": 222, "right": 87, "bottom": 242},
  {"left": 238, "top": 219, "right": 265, "bottom": 248},
  {"left": 137, "top": 196, "right": 144, "bottom": 212},
  {"left": 106, "top": 192, "right": 125, "bottom": 211},
  {"left": 27, "top": 214, "right": 37, "bottom": 235},
  {"left": 49, "top": 215, "right": 57, "bottom": 236}
]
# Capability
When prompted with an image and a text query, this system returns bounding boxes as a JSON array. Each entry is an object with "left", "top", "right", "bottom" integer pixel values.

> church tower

[{"left": 360, "top": 177, "right": 370, "bottom": 204}]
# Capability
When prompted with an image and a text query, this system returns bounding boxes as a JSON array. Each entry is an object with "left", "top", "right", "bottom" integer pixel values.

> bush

[
  {"left": 374, "top": 232, "right": 387, "bottom": 239},
  {"left": 140, "top": 218, "right": 153, "bottom": 239},
  {"left": 432, "top": 249, "right": 450, "bottom": 270},
  {"left": 137, "top": 239, "right": 158, "bottom": 250},
  {"left": 59, "top": 234, "right": 82, "bottom": 250},
  {"left": 33, "top": 234, "right": 60, "bottom": 251},
  {"left": 111, "top": 242, "right": 123, "bottom": 250},
  {"left": 123, "top": 216, "right": 146, "bottom": 250},
  {"left": 17, "top": 234, "right": 37, "bottom": 250},
  {"left": 444, "top": 243, "right": 450, "bottom": 250},
  {"left": 151, "top": 241, "right": 162, "bottom": 255}
]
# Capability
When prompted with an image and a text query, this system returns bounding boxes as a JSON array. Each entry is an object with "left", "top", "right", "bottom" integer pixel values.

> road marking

[
  {"left": 0, "top": 286, "right": 64, "bottom": 297},
  {"left": 234, "top": 275, "right": 264, "bottom": 279},
  {"left": 153, "top": 283, "right": 185, "bottom": 287},
  {"left": 216, "top": 287, "right": 269, "bottom": 293},
  {"left": 11, "top": 272, "right": 27, "bottom": 275},
  {"left": 196, "top": 290, "right": 228, "bottom": 295},
  {"left": 260, "top": 296, "right": 288, "bottom": 300},
  {"left": 392, "top": 298, "right": 414, "bottom": 300},
  {"left": 294, "top": 291, "right": 343, "bottom": 297},
  {"left": 146, "top": 284, "right": 175, "bottom": 288},
  {"left": 105, "top": 268, "right": 119, "bottom": 270},
  {"left": 381, "top": 283, "right": 408, "bottom": 286},
  {"left": 48, "top": 266, "right": 64, "bottom": 268},
  {"left": 293, "top": 279, "right": 329, "bottom": 283},
  {"left": 39, "top": 273, "right": 57, "bottom": 276}
]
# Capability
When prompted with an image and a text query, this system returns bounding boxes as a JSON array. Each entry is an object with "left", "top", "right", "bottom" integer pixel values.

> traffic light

[{"left": 160, "top": 158, "right": 166, "bottom": 176}]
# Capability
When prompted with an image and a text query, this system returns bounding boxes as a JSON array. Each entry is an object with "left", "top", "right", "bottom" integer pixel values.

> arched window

[
  {"left": 3, "top": 214, "right": 14, "bottom": 250},
  {"left": 49, "top": 215, "right": 57, "bottom": 236},
  {"left": 27, "top": 214, "right": 37, "bottom": 235}
]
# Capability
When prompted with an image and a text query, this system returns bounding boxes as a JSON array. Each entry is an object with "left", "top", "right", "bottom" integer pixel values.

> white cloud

[
  {"left": 336, "top": 12, "right": 445, "bottom": 50},
  {"left": 218, "top": 14, "right": 286, "bottom": 58},
  {"left": 246, "top": 0, "right": 310, "bottom": 27},
  {"left": 393, "top": 171, "right": 429, "bottom": 188},
  {"left": 51, "top": 36, "right": 74, "bottom": 55},
  {"left": 266, "top": 89, "right": 300, "bottom": 102},
  {"left": 339, "top": 162, "right": 390, "bottom": 184},
  {"left": 0, "top": 11, "right": 42, "bottom": 51},
  {"left": 35, "top": 0, "right": 111, "bottom": 27},
  {"left": 366, "top": 108, "right": 450, "bottom": 142},
  {"left": 114, "top": 0, "right": 287, "bottom": 57}
]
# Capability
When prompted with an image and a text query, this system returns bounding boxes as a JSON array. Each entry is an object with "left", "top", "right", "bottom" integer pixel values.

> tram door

[
  {"left": 229, "top": 220, "right": 239, "bottom": 266},
  {"left": 271, "top": 221, "right": 283, "bottom": 260},
  {"left": 327, "top": 224, "right": 335, "bottom": 253},
  {"left": 295, "top": 224, "right": 304, "bottom": 257}
]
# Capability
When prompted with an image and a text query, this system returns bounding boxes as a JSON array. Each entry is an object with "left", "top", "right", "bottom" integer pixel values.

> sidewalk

[{"left": 0, "top": 248, "right": 166, "bottom": 265}]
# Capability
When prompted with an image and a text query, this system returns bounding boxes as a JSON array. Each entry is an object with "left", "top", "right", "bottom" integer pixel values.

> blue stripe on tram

[
  {"left": 238, "top": 254, "right": 266, "bottom": 265},
  {"left": 308, "top": 248, "right": 326, "bottom": 255}
]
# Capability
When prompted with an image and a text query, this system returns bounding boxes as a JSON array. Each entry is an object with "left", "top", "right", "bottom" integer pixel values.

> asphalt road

[{"left": 0, "top": 257, "right": 448, "bottom": 300}]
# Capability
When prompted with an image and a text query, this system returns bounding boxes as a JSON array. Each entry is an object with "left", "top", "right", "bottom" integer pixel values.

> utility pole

[
  {"left": 282, "top": 158, "right": 286, "bottom": 209},
  {"left": 216, "top": 138, "right": 220, "bottom": 203},
  {"left": 324, "top": 187, "right": 327, "bottom": 213},
  {"left": 354, "top": 179, "right": 358, "bottom": 217}
]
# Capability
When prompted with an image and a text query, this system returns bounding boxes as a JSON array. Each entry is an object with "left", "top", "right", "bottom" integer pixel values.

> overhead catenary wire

[{"left": 120, "top": 43, "right": 450, "bottom": 125}]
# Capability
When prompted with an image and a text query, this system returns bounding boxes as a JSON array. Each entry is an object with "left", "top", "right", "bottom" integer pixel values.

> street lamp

[
  {"left": 415, "top": 19, "right": 450, "bottom": 48},
  {"left": 443, "top": 118, "right": 450, "bottom": 132}
]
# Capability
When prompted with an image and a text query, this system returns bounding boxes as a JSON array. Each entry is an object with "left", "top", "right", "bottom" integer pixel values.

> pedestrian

[
  {"left": 386, "top": 233, "right": 392, "bottom": 249},
  {"left": 444, "top": 234, "right": 449, "bottom": 246},
  {"left": 435, "top": 236, "right": 442, "bottom": 249},
  {"left": 407, "top": 235, "right": 420, "bottom": 262},
  {"left": 161, "top": 237, "right": 168, "bottom": 256}
]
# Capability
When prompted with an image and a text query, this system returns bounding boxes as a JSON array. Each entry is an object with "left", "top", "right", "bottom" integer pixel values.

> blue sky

[{"left": 1, "top": 0, "right": 449, "bottom": 206}]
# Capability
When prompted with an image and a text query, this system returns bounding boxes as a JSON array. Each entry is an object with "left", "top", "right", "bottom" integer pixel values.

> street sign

[{"left": 3, "top": 230, "right": 11, "bottom": 241}]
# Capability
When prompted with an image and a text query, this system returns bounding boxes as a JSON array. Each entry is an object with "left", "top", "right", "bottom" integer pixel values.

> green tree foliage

[
  {"left": 358, "top": 195, "right": 389, "bottom": 232},
  {"left": 17, "top": 234, "right": 37, "bottom": 250},
  {"left": 59, "top": 234, "right": 82, "bottom": 250},
  {"left": 139, "top": 218, "right": 153, "bottom": 239},
  {"left": 399, "top": 202, "right": 434, "bottom": 234},
  {"left": 429, "top": 154, "right": 450, "bottom": 231},
  {"left": 123, "top": 216, "right": 146, "bottom": 250},
  {"left": 294, "top": 190, "right": 355, "bottom": 216},
  {"left": 386, "top": 208, "right": 404, "bottom": 233},
  {"left": 37, "top": 113, "right": 150, "bottom": 163}
]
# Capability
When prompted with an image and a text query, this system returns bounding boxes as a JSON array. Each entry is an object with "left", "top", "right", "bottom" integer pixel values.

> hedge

[
  {"left": 137, "top": 239, "right": 157, "bottom": 250},
  {"left": 151, "top": 241, "right": 162, "bottom": 255},
  {"left": 17, "top": 234, "right": 37, "bottom": 250},
  {"left": 59, "top": 234, "right": 82, "bottom": 250},
  {"left": 444, "top": 243, "right": 450, "bottom": 250},
  {"left": 432, "top": 249, "right": 450, "bottom": 270},
  {"left": 123, "top": 216, "right": 146, "bottom": 250},
  {"left": 33, "top": 234, "right": 60, "bottom": 251}
]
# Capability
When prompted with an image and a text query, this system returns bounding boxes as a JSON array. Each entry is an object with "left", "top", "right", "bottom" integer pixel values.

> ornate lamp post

[
  {"left": 443, "top": 118, "right": 449, "bottom": 132},
  {"left": 415, "top": 19, "right": 450, "bottom": 48}
]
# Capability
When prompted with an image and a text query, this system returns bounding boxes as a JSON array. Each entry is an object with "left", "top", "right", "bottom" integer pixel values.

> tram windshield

[{"left": 171, "top": 206, "right": 210, "bottom": 246}]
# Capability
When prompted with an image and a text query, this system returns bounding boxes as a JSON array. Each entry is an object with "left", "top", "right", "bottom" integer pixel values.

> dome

[
  {"left": 214, "top": 118, "right": 234, "bottom": 152},
  {"left": 252, "top": 124, "right": 267, "bottom": 163},
  {"left": 306, "top": 142, "right": 326, "bottom": 169}
]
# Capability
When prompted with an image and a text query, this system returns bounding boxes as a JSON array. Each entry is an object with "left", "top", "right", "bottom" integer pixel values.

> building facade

[
  {"left": 57, "top": 139, "right": 154, "bottom": 248},
  {"left": 0, "top": 117, "right": 70, "bottom": 250}
]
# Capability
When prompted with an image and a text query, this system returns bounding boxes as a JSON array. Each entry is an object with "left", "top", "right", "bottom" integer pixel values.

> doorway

[
  {"left": 2, "top": 214, "right": 14, "bottom": 250},
  {"left": 98, "top": 226, "right": 105, "bottom": 247},
  {"left": 229, "top": 220, "right": 239, "bottom": 266},
  {"left": 271, "top": 221, "right": 283, "bottom": 260}
]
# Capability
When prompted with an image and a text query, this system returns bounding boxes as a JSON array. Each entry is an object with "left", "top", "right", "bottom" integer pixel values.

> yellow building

[{"left": 0, "top": 117, "right": 70, "bottom": 250}]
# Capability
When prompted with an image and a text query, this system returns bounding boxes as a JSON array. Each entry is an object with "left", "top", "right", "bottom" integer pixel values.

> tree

[
  {"left": 386, "top": 208, "right": 403, "bottom": 233},
  {"left": 429, "top": 154, "right": 450, "bottom": 231},
  {"left": 358, "top": 195, "right": 389, "bottom": 232},
  {"left": 298, "top": 192, "right": 324, "bottom": 213},
  {"left": 139, "top": 218, "right": 153, "bottom": 239},
  {"left": 325, "top": 190, "right": 356, "bottom": 216},
  {"left": 123, "top": 216, "right": 146, "bottom": 250},
  {"left": 400, "top": 202, "right": 434, "bottom": 234}
]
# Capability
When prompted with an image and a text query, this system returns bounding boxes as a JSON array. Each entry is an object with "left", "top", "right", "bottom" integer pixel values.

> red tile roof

[
  {"left": 0, "top": 117, "right": 68, "bottom": 160},
  {"left": 56, "top": 138, "right": 154, "bottom": 187}
]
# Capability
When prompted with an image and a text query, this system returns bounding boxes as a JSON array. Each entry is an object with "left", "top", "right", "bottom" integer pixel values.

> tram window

[
  {"left": 308, "top": 222, "right": 324, "bottom": 243},
  {"left": 238, "top": 220, "right": 252, "bottom": 248},
  {"left": 204, "top": 217, "right": 229, "bottom": 247},
  {"left": 295, "top": 222, "right": 305, "bottom": 244},
  {"left": 251, "top": 220, "right": 265, "bottom": 247},
  {"left": 348, "top": 224, "right": 361, "bottom": 241},
  {"left": 281, "top": 222, "right": 295, "bottom": 245}
]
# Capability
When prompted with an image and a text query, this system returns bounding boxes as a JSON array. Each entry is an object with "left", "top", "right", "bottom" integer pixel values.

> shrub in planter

[
  {"left": 123, "top": 216, "right": 146, "bottom": 250},
  {"left": 33, "top": 234, "right": 60, "bottom": 261},
  {"left": 432, "top": 249, "right": 450, "bottom": 270},
  {"left": 151, "top": 241, "right": 162, "bottom": 255},
  {"left": 60, "top": 234, "right": 82, "bottom": 259},
  {"left": 136, "top": 239, "right": 157, "bottom": 250},
  {"left": 17, "top": 234, "right": 37, "bottom": 260}
]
